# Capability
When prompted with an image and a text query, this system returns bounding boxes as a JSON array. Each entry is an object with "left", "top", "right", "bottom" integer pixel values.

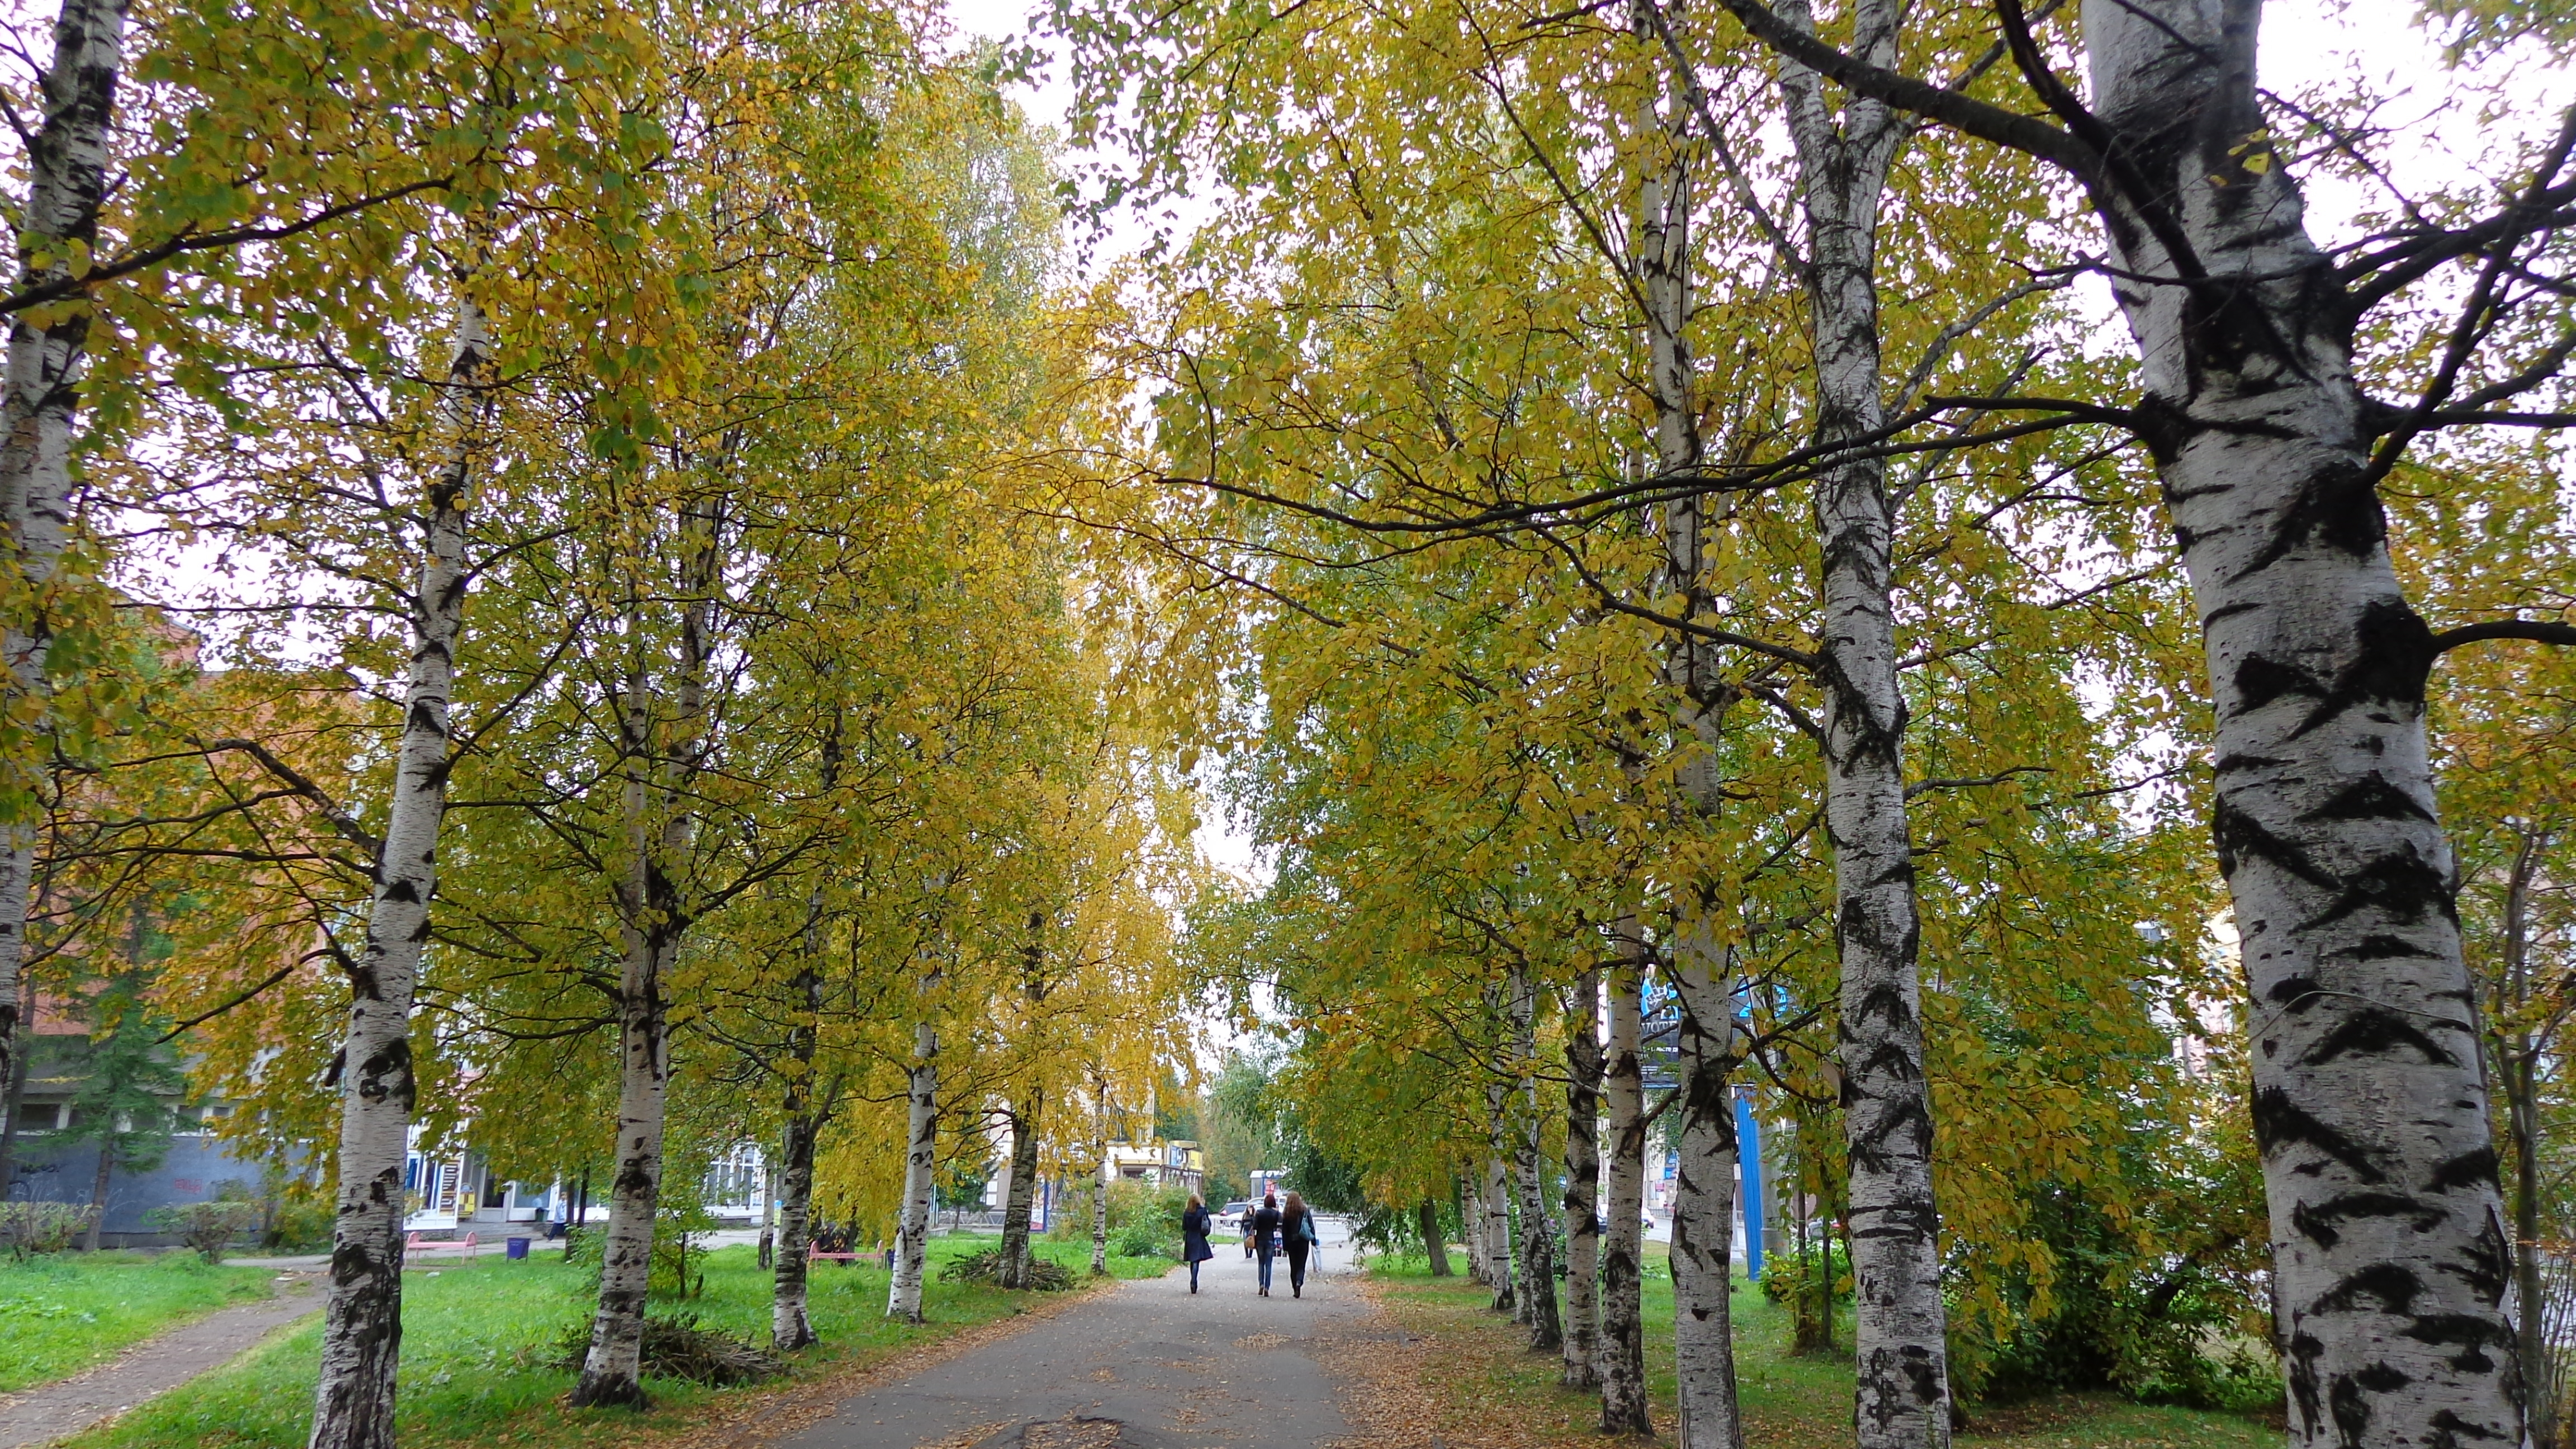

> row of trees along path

[
  {"left": 0, "top": 4, "right": 1200, "bottom": 1449},
  {"left": 1036, "top": 0, "right": 2576, "bottom": 1445},
  {"left": 0, "top": 1, "right": 2574, "bottom": 1448}
]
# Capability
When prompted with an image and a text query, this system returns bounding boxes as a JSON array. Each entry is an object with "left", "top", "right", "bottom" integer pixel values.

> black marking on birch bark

[
  {"left": 2298, "top": 848, "right": 2455, "bottom": 931},
  {"left": 2330, "top": 1367, "right": 2400, "bottom": 1446},
  {"left": 2184, "top": 285, "right": 2299, "bottom": 383},
  {"left": 1852, "top": 1041, "right": 1925, "bottom": 1083},
  {"left": 2330, "top": 934, "right": 2439, "bottom": 962},
  {"left": 1853, "top": 1198, "right": 1940, "bottom": 1242},
  {"left": 383, "top": 879, "right": 420, "bottom": 905},
  {"left": 2293, "top": 1192, "right": 2445, "bottom": 1248},
  {"left": 2214, "top": 752, "right": 2290, "bottom": 774},
  {"left": 2228, "top": 460, "right": 2386, "bottom": 585},
  {"left": 2200, "top": 602, "right": 2261, "bottom": 634},
  {"left": 2427, "top": 1409, "right": 2515, "bottom": 1445},
  {"left": 2428, "top": 1147, "right": 2500, "bottom": 1195},
  {"left": 2288, "top": 1332, "right": 2326, "bottom": 1434},
  {"left": 1845, "top": 982, "right": 1915, "bottom": 1030},
  {"left": 2304, "top": 774, "right": 2435, "bottom": 823},
  {"left": 2315, "top": 1263, "right": 2426, "bottom": 1316},
  {"left": 2456, "top": 1211, "right": 2512, "bottom": 1301},
  {"left": 2230, "top": 655, "right": 2324, "bottom": 717},
  {"left": 2348, "top": 595, "right": 2440, "bottom": 704},
  {"left": 2211, "top": 798, "right": 2336, "bottom": 886},
  {"left": 1901, "top": 1346, "right": 1940, "bottom": 1404},
  {"left": 2265, "top": 978, "right": 2334, "bottom": 1012},
  {"left": 2403, "top": 1313, "right": 2511, "bottom": 1371},
  {"left": 2298, "top": 1008, "right": 2462, "bottom": 1068},
  {"left": 2252, "top": 1086, "right": 2385, "bottom": 1181},
  {"left": 1847, "top": 1102, "right": 1934, "bottom": 1172}
]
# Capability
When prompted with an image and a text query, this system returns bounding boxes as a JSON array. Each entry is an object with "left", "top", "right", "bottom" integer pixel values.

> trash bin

[{"left": 505, "top": 1237, "right": 530, "bottom": 1260}]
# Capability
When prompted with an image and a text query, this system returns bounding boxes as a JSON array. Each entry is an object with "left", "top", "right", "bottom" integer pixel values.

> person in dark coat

[
  {"left": 1250, "top": 1192, "right": 1284, "bottom": 1296},
  {"left": 1181, "top": 1193, "right": 1215, "bottom": 1293},
  {"left": 1282, "top": 1191, "right": 1320, "bottom": 1298}
]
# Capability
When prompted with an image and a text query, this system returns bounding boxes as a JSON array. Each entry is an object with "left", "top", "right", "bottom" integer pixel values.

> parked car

[{"left": 1216, "top": 1200, "right": 1249, "bottom": 1232}]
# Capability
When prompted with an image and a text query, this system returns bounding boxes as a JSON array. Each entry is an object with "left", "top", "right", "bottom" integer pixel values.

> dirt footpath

[{"left": 0, "top": 1273, "right": 321, "bottom": 1449}]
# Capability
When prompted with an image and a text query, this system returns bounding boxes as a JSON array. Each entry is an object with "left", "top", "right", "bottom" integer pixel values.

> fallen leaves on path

[{"left": 1309, "top": 1275, "right": 1627, "bottom": 1449}]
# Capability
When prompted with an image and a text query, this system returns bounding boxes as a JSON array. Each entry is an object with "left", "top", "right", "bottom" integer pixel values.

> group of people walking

[{"left": 1180, "top": 1190, "right": 1322, "bottom": 1297}]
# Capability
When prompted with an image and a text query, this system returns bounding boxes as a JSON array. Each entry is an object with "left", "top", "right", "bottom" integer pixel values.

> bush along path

[
  {"left": 0, "top": 1271, "right": 319, "bottom": 1449},
  {"left": 1341, "top": 1254, "right": 2281, "bottom": 1449}
]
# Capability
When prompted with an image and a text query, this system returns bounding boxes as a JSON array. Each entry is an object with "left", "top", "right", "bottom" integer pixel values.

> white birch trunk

[
  {"left": 1465, "top": 1177, "right": 1488, "bottom": 1285},
  {"left": 1638, "top": 31, "right": 1749, "bottom": 1443},
  {"left": 1775, "top": 0, "right": 1952, "bottom": 1438},
  {"left": 576, "top": 558, "right": 707, "bottom": 1407},
  {"left": 0, "top": 0, "right": 125, "bottom": 1165},
  {"left": 770, "top": 942, "right": 825, "bottom": 1350},
  {"left": 1561, "top": 964, "right": 1603, "bottom": 1389},
  {"left": 571, "top": 913, "right": 674, "bottom": 1407},
  {"left": 1600, "top": 934, "right": 1652, "bottom": 1434},
  {"left": 1667, "top": 935, "right": 1745, "bottom": 1449},
  {"left": 1483, "top": 1084, "right": 1517, "bottom": 1313},
  {"left": 771, "top": 1108, "right": 818, "bottom": 1349},
  {"left": 886, "top": 1019, "right": 937, "bottom": 1322},
  {"left": 1510, "top": 964, "right": 1562, "bottom": 1348},
  {"left": 998, "top": 1091, "right": 1042, "bottom": 1288},
  {"left": 1090, "top": 1098, "right": 1110, "bottom": 1276},
  {"left": 307, "top": 291, "right": 491, "bottom": 1449},
  {"left": 2077, "top": 5, "right": 2517, "bottom": 1439}
]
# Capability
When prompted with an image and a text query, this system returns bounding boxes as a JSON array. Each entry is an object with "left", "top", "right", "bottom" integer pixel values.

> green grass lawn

[
  {"left": 0, "top": 1251, "right": 278, "bottom": 1393},
  {"left": 54, "top": 1233, "right": 1174, "bottom": 1449},
  {"left": 1361, "top": 1246, "right": 2278, "bottom": 1449}
]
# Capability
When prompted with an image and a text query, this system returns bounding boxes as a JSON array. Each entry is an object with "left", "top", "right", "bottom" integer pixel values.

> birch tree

[
  {"left": 0, "top": 0, "right": 124, "bottom": 1186},
  {"left": 1600, "top": 926, "right": 1653, "bottom": 1434},
  {"left": 1560, "top": 962, "right": 1604, "bottom": 1389},
  {"left": 1696, "top": 0, "right": 2576, "bottom": 1436},
  {"left": 1769, "top": 0, "right": 1950, "bottom": 1433},
  {"left": 303, "top": 281, "right": 492, "bottom": 1449}
]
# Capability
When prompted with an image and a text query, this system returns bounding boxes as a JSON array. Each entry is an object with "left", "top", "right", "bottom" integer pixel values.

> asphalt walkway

[{"left": 779, "top": 1233, "right": 1374, "bottom": 1449}]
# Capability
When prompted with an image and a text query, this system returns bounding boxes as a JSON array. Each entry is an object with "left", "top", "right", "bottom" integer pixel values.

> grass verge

[
  {"left": 52, "top": 1233, "right": 1173, "bottom": 1449},
  {"left": 0, "top": 1251, "right": 277, "bottom": 1393},
  {"left": 1348, "top": 1246, "right": 2277, "bottom": 1449}
]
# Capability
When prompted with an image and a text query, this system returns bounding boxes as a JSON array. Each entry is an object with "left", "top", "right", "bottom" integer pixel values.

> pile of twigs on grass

[
  {"left": 940, "top": 1247, "right": 1075, "bottom": 1290},
  {"left": 553, "top": 1313, "right": 787, "bottom": 1386}
]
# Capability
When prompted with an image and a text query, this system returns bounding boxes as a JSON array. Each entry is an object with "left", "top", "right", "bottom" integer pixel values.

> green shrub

[
  {"left": 1759, "top": 1238, "right": 1852, "bottom": 1304},
  {"left": 1111, "top": 1221, "right": 1172, "bottom": 1259},
  {"left": 148, "top": 1201, "right": 261, "bottom": 1263},
  {"left": 0, "top": 1202, "right": 96, "bottom": 1258},
  {"left": 1953, "top": 1184, "right": 2277, "bottom": 1412}
]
